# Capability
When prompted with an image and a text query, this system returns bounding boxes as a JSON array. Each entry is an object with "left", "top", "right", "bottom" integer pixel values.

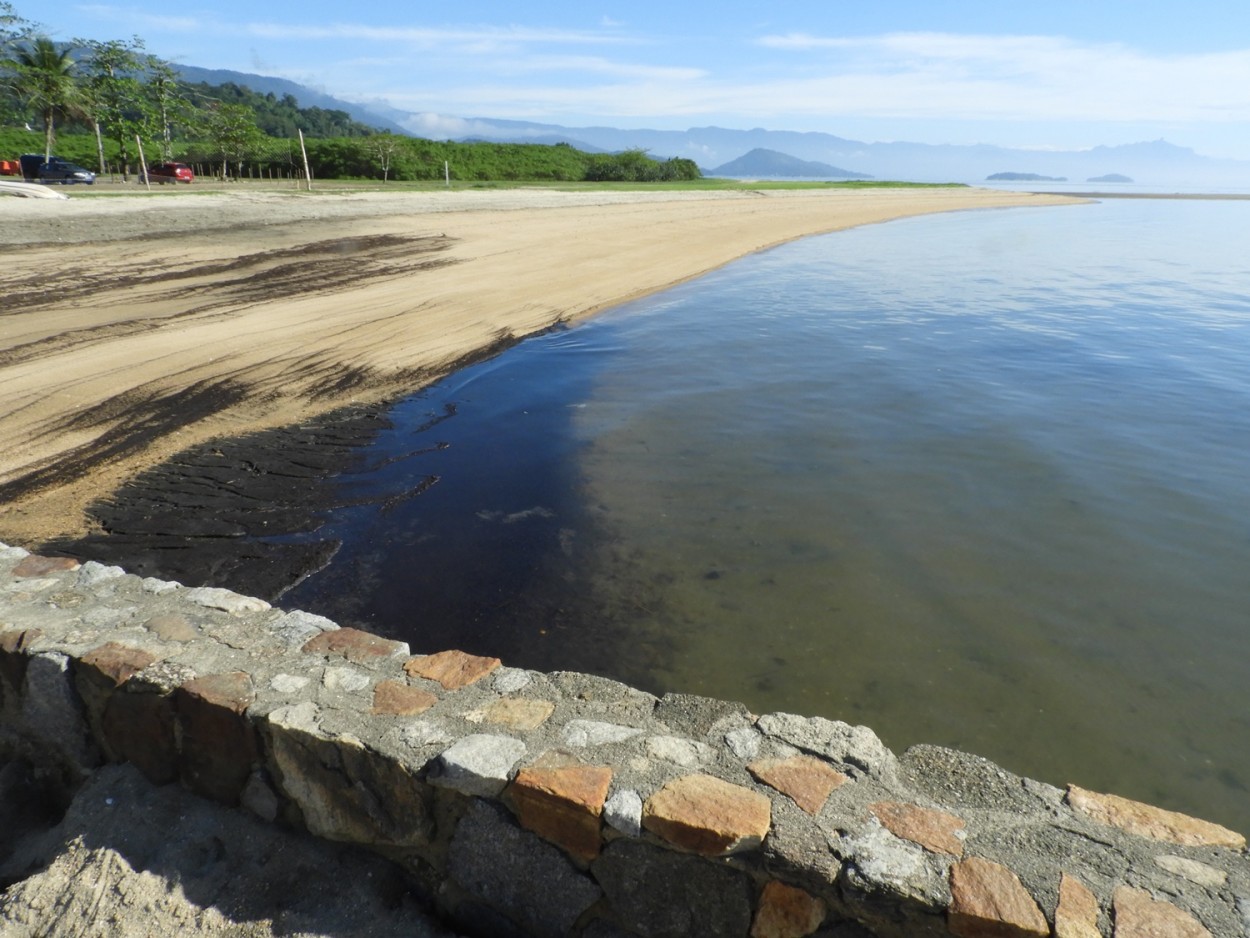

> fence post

[
  {"left": 298, "top": 129, "right": 313, "bottom": 192},
  {"left": 136, "top": 135, "right": 151, "bottom": 192}
]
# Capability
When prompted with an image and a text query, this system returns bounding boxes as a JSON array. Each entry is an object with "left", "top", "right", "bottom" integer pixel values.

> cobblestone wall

[{"left": 1, "top": 541, "right": 1247, "bottom": 937}]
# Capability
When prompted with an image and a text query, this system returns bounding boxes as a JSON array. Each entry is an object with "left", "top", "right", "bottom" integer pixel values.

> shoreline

[
  {"left": 0, "top": 186, "right": 1082, "bottom": 546},
  {"left": 1042, "top": 190, "right": 1250, "bottom": 200}
]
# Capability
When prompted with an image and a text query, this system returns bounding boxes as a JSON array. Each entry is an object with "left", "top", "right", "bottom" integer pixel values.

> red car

[{"left": 140, "top": 162, "right": 194, "bottom": 184}]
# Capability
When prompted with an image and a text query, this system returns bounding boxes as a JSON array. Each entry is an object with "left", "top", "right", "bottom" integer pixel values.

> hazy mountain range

[{"left": 175, "top": 65, "right": 1250, "bottom": 188}]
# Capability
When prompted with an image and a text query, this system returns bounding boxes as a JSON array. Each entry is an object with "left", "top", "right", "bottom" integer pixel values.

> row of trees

[
  {"left": 0, "top": 3, "right": 287, "bottom": 178},
  {"left": 1, "top": 1, "right": 702, "bottom": 184},
  {"left": 304, "top": 136, "right": 700, "bottom": 183}
]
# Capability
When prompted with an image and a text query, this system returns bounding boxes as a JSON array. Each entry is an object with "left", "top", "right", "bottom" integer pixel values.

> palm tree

[{"left": 12, "top": 37, "right": 78, "bottom": 160}]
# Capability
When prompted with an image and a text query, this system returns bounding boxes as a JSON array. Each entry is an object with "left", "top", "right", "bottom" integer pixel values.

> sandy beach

[{"left": 0, "top": 185, "right": 1081, "bottom": 546}]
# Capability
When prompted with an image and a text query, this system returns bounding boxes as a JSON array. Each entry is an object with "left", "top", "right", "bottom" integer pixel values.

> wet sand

[{"left": 0, "top": 186, "right": 1081, "bottom": 547}]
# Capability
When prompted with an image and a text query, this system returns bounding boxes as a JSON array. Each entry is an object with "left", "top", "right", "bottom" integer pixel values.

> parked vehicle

[
  {"left": 140, "top": 162, "right": 194, "bottom": 184},
  {"left": 18, "top": 154, "right": 96, "bottom": 185},
  {"left": 0, "top": 159, "right": 21, "bottom": 176}
]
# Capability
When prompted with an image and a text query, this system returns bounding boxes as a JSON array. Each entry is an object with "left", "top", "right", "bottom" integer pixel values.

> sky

[{"left": 20, "top": 0, "right": 1250, "bottom": 159}]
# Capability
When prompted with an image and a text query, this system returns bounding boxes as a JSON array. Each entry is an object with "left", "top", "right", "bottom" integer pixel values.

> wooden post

[
  {"left": 298, "top": 129, "right": 313, "bottom": 191},
  {"left": 94, "top": 121, "right": 106, "bottom": 178},
  {"left": 445, "top": 160, "right": 450, "bottom": 189},
  {"left": 136, "top": 135, "right": 151, "bottom": 192}
]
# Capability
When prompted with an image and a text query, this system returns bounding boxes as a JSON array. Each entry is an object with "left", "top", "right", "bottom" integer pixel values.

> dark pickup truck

[{"left": 18, "top": 154, "right": 96, "bottom": 184}]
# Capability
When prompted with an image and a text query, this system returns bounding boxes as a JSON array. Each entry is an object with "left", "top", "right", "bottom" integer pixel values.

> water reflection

[{"left": 285, "top": 199, "right": 1250, "bottom": 833}]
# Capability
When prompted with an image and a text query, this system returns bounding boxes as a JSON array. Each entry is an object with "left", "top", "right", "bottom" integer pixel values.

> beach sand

[{"left": 0, "top": 185, "right": 1082, "bottom": 546}]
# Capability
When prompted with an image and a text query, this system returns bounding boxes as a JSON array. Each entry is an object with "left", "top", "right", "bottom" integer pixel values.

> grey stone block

[
  {"left": 654, "top": 692, "right": 749, "bottom": 738},
  {"left": 591, "top": 838, "right": 753, "bottom": 938},
  {"left": 429, "top": 734, "right": 526, "bottom": 797},
  {"left": 449, "top": 799, "right": 602, "bottom": 938},
  {"left": 20, "top": 652, "right": 98, "bottom": 777},
  {"left": 757, "top": 713, "right": 895, "bottom": 777},
  {"left": 560, "top": 720, "right": 643, "bottom": 748},
  {"left": 603, "top": 789, "right": 643, "bottom": 838}
]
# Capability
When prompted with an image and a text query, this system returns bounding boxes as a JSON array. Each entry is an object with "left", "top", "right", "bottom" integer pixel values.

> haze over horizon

[{"left": 23, "top": 0, "right": 1250, "bottom": 161}]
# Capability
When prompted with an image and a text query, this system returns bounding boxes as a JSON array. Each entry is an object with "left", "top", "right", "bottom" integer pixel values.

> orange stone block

[
  {"left": 1055, "top": 873, "right": 1101, "bottom": 938},
  {"left": 302, "top": 627, "right": 406, "bottom": 664},
  {"left": 747, "top": 754, "right": 847, "bottom": 816},
  {"left": 750, "top": 880, "right": 827, "bottom": 938},
  {"left": 642, "top": 773, "right": 772, "bottom": 857},
  {"left": 370, "top": 680, "right": 438, "bottom": 716},
  {"left": 948, "top": 857, "right": 1048, "bottom": 938},
  {"left": 507, "top": 764, "right": 613, "bottom": 863},
  {"left": 175, "top": 672, "right": 258, "bottom": 805},
  {"left": 1112, "top": 886, "right": 1211, "bottom": 938},
  {"left": 483, "top": 696, "right": 555, "bottom": 730},
  {"left": 1067, "top": 785, "right": 1245, "bottom": 849},
  {"left": 12, "top": 554, "right": 79, "bottom": 577},
  {"left": 81, "top": 643, "right": 159, "bottom": 687},
  {"left": 869, "top": 801, "right": 966, "bottom": 856},
  {"left": 404, "top": 649, "right": 501, "bottom": 690}
]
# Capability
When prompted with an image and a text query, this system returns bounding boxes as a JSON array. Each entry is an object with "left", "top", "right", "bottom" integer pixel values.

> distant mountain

[
  {"left": 461, "top": 134, "right": 608, "bottom": 153},
  {"left": 395, "top": 117, "right": 1250, "bottom": 187},
  {"left": 987, "top": 172, "right": 1067, "bottom": 182},
  {"left": 1088, "top": 173, "right": 1134, "bottom": 183},
  {"left": 173, "top": 66, "right": 409, "bottom": 134},
  {"left": 711, "top": 148, "right": 872, "bottom": 179},
  {"left": 167, "top": 65, "right": 1250, "bottom": 187}
]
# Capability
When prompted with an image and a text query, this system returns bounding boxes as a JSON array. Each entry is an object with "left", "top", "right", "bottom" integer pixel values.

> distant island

[
  {"left": 986, "top": 172, "right": 1068, "bottom": 182},
  {"left": 1087, "top": 173, "right": 1134, "bottom": 183},
  {"left": 711, "top": 148, "right": 872, "bottom": 179}
]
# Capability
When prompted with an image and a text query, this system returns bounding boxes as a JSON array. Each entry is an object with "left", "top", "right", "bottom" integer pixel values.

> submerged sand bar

[{"left": 0, "top": 186, "right": 1082, "bottom": 544}]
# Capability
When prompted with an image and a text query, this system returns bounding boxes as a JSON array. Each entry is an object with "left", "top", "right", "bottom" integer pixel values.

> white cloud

[
  {"left": 751, "top": 32, "right": 1250, "bottom": 124},
  {"left": 344, "top": 29, "right": 1250, "bottom": 132},
  {"left": 243, "top": 21, "right": 629, "bottom": 48},
  {"left": 400, "top": 113, "right": 504, "bottom": 137},
  {"left": 56, "top": 11, "right": 1250, "bottom": 153},
  {"left": 498, "top": 55, "right": 705, "bottom": 81},
  {"left": 74, "top": 4, "right": 205, "bottom": 33},
  {"left": 70, "top": 7, "right": 633, "bottom": 51}
]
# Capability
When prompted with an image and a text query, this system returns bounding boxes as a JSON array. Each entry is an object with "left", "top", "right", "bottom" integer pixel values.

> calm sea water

[{"left": 280, "top": 198, "right": 1250, "bottom": 833}]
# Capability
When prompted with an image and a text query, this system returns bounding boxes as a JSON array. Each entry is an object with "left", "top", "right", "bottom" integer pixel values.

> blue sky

[{"left": 24, "top": 0, "right": 1250, "bottom": 158}]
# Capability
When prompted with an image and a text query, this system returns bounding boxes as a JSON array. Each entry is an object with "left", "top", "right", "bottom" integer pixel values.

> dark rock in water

[{"left": 46, "top": 407, "right": 395, "bottom": 601}]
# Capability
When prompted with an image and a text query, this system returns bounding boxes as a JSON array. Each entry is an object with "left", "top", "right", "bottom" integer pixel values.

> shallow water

[{"left": 280, "top": 198, "right": 1250, "bottom": 833}]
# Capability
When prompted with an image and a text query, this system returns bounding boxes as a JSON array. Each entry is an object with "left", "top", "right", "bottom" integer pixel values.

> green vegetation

[
  {"left": 0, "top": 2, "right": 706, "bottom": 184},
  {"left": 7, "top": 34, "right": 78, "bottom": 160},
  {"left": 179, "top": 82, "right": 376, "bottom": 139},
  {"left": 1, "top": 1, "right": 957, "bottom": 187},
  {"left": 305, "top": 139, "right": 699, "bottom": 183}
]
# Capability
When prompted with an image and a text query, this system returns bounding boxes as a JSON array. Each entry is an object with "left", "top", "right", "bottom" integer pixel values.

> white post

[
  {"left": 136, "top": 135, "right": 151, "bottom": 192},
  {"left": 445, "top": 160, "right": 450, "bottom": 189},
  {"left": 298, "top": 129, "right": 313, "bottom": 191}
]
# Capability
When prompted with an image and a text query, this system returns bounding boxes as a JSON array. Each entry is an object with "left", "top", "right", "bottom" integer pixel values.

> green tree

[
  {"left": 0, "top": 3, "right": 36, "bottom": 126},
  {"left": 10, "top": 36, "right": 80, "bottom": 159},
  {"left": 140, "top": 56, "right": 187, "bottom": 160},
  {"left": 197, "top": 101, "right": 264, "bottom": 178},
  {"left": 77, "top": 36, "right": 146, "bottom": 177},
  {"left": 0, "top": 1, "right": 34, "bottom": 51}
]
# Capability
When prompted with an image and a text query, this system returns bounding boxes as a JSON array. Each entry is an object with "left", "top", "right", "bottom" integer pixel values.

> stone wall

[{"left": 1, "top": 540, "right": 1246, "bottom": 937}]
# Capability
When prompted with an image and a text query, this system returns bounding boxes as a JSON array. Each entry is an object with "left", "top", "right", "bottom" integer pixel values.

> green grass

[
  {"left": 544, "top": 178, "right": 968, "bottom": 192},
  {"left": 61, "top": 176, "right": 969, "bottom": 199}
]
